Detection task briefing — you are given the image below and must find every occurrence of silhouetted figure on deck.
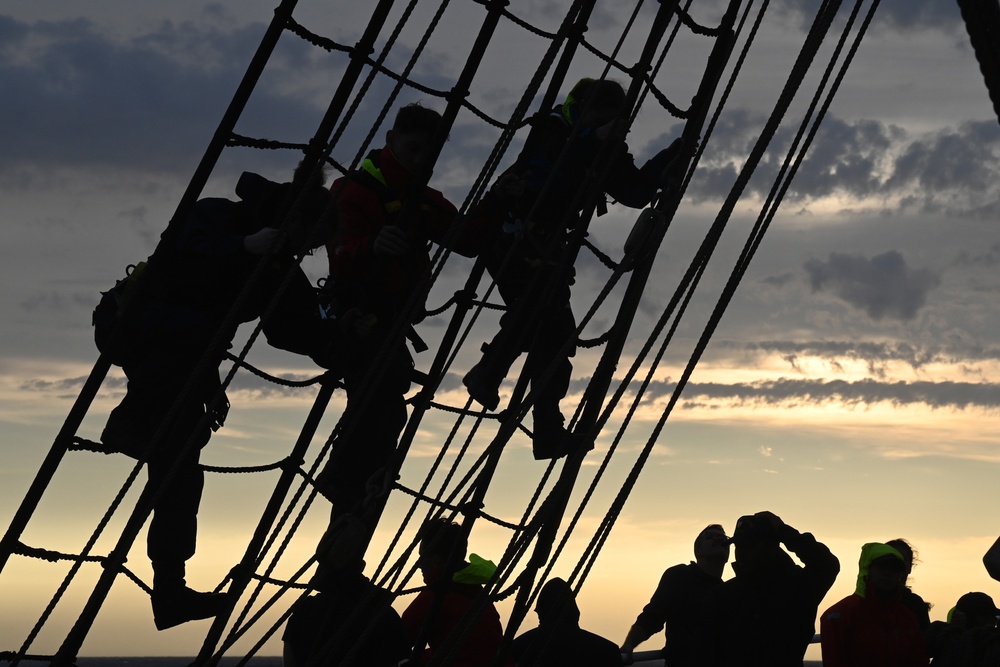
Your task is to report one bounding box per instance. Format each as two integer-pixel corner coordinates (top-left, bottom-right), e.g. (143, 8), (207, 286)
(511, 577), (622, 667)
(401, 518), (514, 667)
(926, 591), (1000, 666)
(282, 558), (409, 667)
(820, 542), (927, 667)
(621, 524), (729, 666)
(697, 511), (839, 667)
(95, 167), (334, 630)
(463, 76), (684, 460)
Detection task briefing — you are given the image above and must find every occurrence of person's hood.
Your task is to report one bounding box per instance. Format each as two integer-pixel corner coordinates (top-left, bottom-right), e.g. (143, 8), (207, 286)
(451, 553), (497, 585)
(855, 542), (904, 597)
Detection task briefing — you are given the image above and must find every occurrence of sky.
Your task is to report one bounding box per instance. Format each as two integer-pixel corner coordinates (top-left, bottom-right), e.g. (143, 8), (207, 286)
(2, 0), (1000, 660)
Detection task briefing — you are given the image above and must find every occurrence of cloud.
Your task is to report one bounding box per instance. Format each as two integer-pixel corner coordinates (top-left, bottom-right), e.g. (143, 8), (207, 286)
(688, 112), (1000, 218)
(676, 378), (1000, 410)
(803, 251), (940, 321)
(0, 15), (329, 177)
(725, 340), (1000, 372)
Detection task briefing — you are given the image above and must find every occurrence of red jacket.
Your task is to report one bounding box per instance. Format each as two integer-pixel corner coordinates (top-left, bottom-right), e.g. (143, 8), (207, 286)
(821, 592), (927, 667)
(401, 557), (514, 667)
(326, 146), (488, 319)
(821, 543), (927, 667)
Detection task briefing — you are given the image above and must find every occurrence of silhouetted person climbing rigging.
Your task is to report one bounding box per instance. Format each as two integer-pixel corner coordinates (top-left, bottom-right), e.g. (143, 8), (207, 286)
(315, 103), (502, 519)
(463, 77), (684, 460)
(95, 165), (334, 630)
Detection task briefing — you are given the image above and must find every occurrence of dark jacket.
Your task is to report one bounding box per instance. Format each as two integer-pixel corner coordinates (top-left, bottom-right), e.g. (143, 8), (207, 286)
(115, 193), (331, 368)
(820, 543), (927, 667)
(282, 573), (409, 667)
(630, 562), (722, 666)
(495, 100), (679, 266)
(512, 578), (621, 667)
(698, 526), (840, 667)
(512, 621), (621, 667)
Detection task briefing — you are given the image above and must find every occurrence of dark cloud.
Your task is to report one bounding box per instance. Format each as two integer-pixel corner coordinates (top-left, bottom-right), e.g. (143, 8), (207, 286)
(0, 15), (329, 175)
(804, 250), (940, 321)
(685, 378), (1000, 410)
(687, 111), (1000, 218)
(721, 339), (1000, 375)
(636, 377), (1000, 410)
(952, 243), (1000, 268)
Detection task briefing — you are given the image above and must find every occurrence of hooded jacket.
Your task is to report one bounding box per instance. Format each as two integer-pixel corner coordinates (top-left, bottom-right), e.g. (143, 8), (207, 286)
(401, 554), (514, 667)
(820, 543), (928, 667)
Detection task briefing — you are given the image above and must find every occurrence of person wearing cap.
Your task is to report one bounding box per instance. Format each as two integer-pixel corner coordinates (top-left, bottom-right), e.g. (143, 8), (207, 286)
(820, 542), (928, 667)
(697, 511), (839, 667)
(95, 162), (337, 630)
(926, 591), (1000, 666)
(511, 577), (621, 667)
(620, 524), (730, 666)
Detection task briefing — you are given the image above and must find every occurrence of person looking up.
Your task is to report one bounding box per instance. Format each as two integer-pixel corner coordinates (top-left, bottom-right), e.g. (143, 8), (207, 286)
(621, 524), (730, 666)
(698, 511), (839, 667)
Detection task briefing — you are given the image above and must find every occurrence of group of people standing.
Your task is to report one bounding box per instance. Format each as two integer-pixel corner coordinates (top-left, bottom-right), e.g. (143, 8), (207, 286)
(623, 515), (1000, 667)
(95, 78), (682, 630)
(284, 512), (1000, 666)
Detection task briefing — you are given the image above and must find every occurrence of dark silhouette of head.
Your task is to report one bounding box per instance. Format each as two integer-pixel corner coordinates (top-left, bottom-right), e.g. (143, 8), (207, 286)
(534, 578), (581, 626)
(416, 518), (467, 584)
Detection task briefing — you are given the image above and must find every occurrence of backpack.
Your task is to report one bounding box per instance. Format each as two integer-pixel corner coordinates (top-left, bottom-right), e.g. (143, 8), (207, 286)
(92, 261), (146, 366)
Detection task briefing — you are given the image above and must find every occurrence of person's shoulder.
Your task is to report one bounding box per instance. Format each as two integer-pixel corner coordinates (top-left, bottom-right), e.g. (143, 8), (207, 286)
(577, 628), (624, 664)
(336, 174), (379, 201)
(823, 593), (861, 618)
(421, 184), (457, 209)
(663, 561), (697, 576)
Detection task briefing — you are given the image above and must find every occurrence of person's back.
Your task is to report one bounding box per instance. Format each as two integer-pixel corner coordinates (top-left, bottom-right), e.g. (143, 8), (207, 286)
(283, 568), (409, 667)
(512, 578), (621, 667)
(95, 168), (333, 630)
(885, 538), (932, 631)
